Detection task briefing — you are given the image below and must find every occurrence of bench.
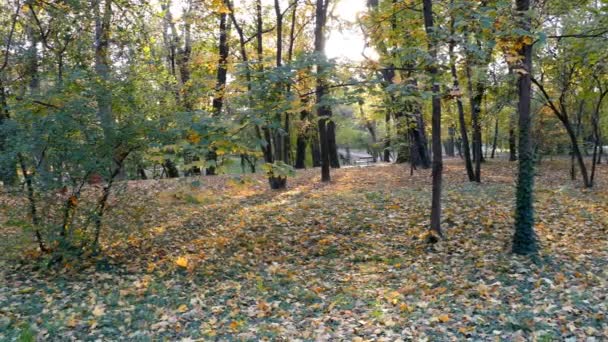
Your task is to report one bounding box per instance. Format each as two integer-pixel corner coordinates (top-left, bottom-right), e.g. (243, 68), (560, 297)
(355, 156), (376, 166)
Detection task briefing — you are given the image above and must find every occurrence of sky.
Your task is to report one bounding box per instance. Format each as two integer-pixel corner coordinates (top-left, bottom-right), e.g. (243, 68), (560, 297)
(325, 0), (375, 62)
(168, 0), (374, 62)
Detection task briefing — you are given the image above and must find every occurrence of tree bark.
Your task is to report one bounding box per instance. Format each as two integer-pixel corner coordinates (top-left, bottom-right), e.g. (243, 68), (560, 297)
(465, 60), (483, 182)
(590, 79), (608, 186)
(314, 0), (332, 181)
(207, 4), (230, 176)
(93, 0), (113, 137)
(512, 0), (537, 255)
(383, 112), (391, 162)
(422, 0), (443, 239)
(509, 113), (518, 161)
(448, 15), (475, 181)
(531, 79), (592, 188)
(491, 117), (499, 158)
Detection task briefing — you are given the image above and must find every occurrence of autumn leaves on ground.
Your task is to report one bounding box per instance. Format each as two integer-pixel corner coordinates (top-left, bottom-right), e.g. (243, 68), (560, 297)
(1, 160), (607, 340)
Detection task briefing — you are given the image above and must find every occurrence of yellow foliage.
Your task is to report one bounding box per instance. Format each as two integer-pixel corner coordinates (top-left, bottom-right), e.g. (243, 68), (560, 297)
(175, 256), (189, 268)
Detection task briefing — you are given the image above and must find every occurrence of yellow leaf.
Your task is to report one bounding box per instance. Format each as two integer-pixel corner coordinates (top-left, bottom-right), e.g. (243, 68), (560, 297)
(175, 256), (189, 268)
(177, 304), (188, 313)
(522, 35), (533, 45)
(66, 315), (78, 328)
(229, 320), (240, 331)
(458, 326), (473, 334)
(187, 130), (201, 144)
(399, 303), (413, 313)
(436, 314), (450, 323)
(92, 305), (105, 317)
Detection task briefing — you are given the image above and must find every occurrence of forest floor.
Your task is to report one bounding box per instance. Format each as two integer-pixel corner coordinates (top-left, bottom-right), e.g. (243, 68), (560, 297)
(1, 159), (607, 341)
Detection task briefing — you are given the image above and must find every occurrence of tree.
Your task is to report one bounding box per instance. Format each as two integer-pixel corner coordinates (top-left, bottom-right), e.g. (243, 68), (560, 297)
(512, 0), (537, 255)
(207, 1), (230, 176)
(422, 0), (443, 240)
(315, 0), (333, 182)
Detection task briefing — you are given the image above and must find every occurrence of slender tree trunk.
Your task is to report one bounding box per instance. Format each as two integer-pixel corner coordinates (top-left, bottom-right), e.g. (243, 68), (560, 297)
(273, 0), (285, 163)
(411, 92), (431, 168)
(466, 61), (483, 182)
(283, 0), (298, 164)
(384, 112), (391, 162)
(590, 86), (608, 185)
(360, 101), (378, 161)
(0, 3), (18, 185)
(509, 113), (518, 161)
(314, 0), (333, 181)
(207, 5), (230, 176)
(512, 0), (537, 255)
(295, 96), (310, 169)
(0, 80), (17, 185)
(94, 0), (113, 138)
(295, 110), (309, 169)
(448, 17), (475, 180)
(445, 126), (456, 157)
(422, 0), (443, 239)
(19, 156), (47, 252)
(254, 0), (275, 166)
(564, 121), (591, 187)
(227, 0), (272, 167)
(491, 117), (499, 158)
(311, 128), (322, 167)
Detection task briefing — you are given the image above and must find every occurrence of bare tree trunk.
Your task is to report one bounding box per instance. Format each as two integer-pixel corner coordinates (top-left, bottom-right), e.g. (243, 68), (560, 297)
(207, 3), (230, 176)
(422, 0), (443, 240)
(383, 112), (391, 162)
(509, 113), (518, 161)
(283, 0), (298, 164)
(532, 79), (592, 188)
(491, 117), (499, 158)
(589, 84), (607, 186)
(93, 0), (113, 138)
(295, 94), (310, 169)
(315, 0), (332, 181)
(18, 155), (47, 252)
(465, 61), (483, 182)
(448, 13), (475, 180)
(0, 80), (17, 185)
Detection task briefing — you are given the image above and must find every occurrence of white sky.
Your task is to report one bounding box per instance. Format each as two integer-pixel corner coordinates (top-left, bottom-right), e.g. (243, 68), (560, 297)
(326, 0), (375, 62)
(168, 0), (374, 62)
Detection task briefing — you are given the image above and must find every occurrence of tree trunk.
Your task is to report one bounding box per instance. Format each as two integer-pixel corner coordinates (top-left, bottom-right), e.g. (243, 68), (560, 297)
(448, 17), (475, 181)
(590, 85), (608, 185)
(314, 0), (332, 181)
(311, 126), (322, 167)
(295, 104), (310, 169)
(422, 0), (443, 240)
(384, 112), (391, 162)
(0, 80), (17, 185)
(283, 0), (298, 164)
(0, 2), (22, 185)
(509, 113), (517, 161)
(466, 61), (483, 182)
(491, 117), (499, 158)
(564, 121), (591, 187)
(512, 0), (537, 255)
(446, 126), (456, 157)
(412, 100), (431, 168)
(94, 0), (113, 138)
(207, 4), (230, 176)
